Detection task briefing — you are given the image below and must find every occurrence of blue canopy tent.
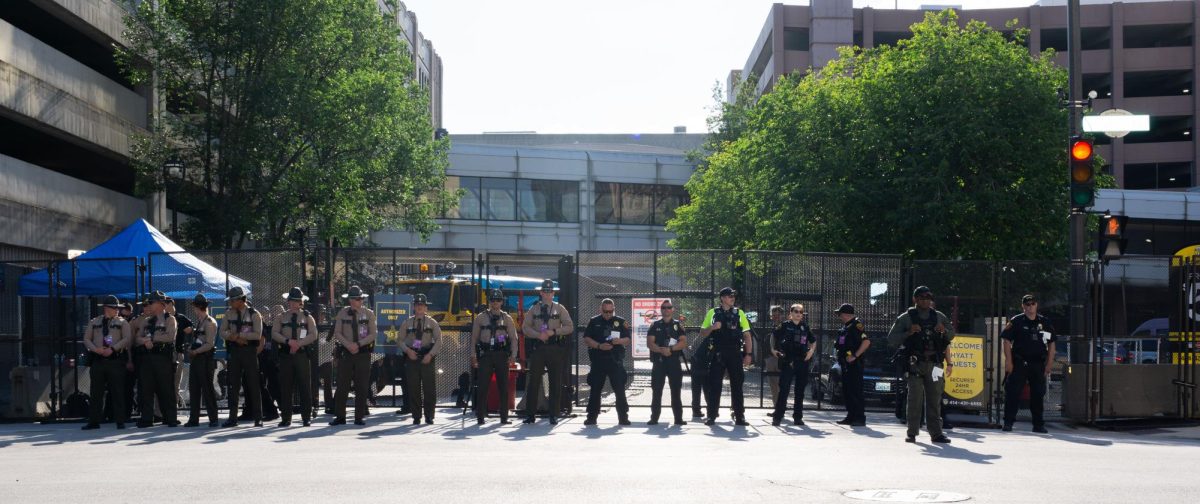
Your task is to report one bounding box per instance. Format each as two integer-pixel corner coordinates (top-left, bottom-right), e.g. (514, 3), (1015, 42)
(19, 219), (250, 300)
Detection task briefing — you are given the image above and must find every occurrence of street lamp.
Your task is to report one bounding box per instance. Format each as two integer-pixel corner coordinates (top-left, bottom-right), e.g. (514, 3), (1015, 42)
(163, 159), (184, 239)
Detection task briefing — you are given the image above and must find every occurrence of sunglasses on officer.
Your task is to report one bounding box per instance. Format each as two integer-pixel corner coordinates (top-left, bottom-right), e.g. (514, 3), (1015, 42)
(660, 305), (673, 311)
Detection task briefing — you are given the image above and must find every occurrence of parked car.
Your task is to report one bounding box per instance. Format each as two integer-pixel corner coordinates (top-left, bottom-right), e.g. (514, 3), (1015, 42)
(814, 336), (903, 407)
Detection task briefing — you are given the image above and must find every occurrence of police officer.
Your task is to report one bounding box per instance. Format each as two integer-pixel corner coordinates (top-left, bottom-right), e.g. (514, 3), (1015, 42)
(471, 289), (517, 425)
(887, 286), (953, 443)
(118, 301), (137, 422)
(399, 293), (442, 425)
(764, 305), (785, 407)
(251, 305), (282, 422)
(690, 329), (712, 419)
(521, 279), (574, 424)
(582, 298), (632, 426)
(835, 303), (869, 428)
(771, 303), (815, 426)
(221, 286), (264, 427)
(331, 285), (376, 426)
(166, 297), (191, 410)
(646, 299), (687, 426)
(184, 294), (219, 427)
(135, 291), (179, 427)
(82, 295), (130, 430)
(701, 287), (753, 426)
(1001, 294), (1055, 433)
(273, 288), (318, 427)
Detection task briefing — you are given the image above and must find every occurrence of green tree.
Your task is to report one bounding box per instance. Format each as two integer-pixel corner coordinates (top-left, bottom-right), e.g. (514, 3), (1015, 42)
(671, 11), (1106, 260)
(118, 0), (449, 248)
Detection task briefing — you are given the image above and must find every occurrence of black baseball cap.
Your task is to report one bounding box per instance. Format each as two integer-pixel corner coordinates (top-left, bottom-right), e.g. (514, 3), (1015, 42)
(1021, 294), (1037, 304)
(913, 286), (933, 298)
(718, 287), (736, 297)
(835, 303), (855, 315)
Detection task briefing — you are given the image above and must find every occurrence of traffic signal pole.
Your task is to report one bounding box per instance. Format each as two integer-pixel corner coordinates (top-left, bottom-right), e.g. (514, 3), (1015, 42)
(1068, 0), (1088, 365)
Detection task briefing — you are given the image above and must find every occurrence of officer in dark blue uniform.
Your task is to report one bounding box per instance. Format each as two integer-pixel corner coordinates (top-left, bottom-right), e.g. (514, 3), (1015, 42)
(1001, 294), (1055, 433)
(646, 299), (687, 425)
(834, 303), (869, 427)
(583, 298), (632, 426)
(770, 303), (815, 426)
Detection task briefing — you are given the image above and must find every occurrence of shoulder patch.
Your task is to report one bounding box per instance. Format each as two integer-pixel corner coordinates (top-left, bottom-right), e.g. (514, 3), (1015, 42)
(1004, 322), (1013, 331)
(856, 323), (864, 331)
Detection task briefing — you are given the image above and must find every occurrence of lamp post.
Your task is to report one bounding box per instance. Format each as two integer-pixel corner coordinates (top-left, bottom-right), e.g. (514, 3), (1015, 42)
(163, 159), (183, 239)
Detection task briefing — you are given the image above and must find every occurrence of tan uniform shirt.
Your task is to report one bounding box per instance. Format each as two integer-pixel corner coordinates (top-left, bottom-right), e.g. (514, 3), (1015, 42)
(398, 314), (442, 357)
(272, 309), (319, 349)
(221, 306), (264, 345)
(83, 315), (131, 353)
(333, 306), (377, 348)
(136, 312), (178, 346)
(521, 300), (574, 341)
(191, 315), (218, 354)
(471, 310), (517, 359)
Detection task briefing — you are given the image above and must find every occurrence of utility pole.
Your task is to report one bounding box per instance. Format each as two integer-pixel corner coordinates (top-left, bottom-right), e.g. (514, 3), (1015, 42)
(1067, 0), (1088, 365)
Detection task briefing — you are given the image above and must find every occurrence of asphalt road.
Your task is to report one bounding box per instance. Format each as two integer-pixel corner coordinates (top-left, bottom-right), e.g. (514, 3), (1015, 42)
(1, 408), (1195, 503)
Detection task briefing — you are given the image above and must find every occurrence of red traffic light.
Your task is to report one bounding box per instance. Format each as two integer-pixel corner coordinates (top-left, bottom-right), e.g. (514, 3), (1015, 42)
(1071, 140), (1093, 161)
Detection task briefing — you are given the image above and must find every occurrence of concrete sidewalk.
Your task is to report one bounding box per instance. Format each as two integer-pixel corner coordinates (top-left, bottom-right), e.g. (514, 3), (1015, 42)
(0, 408), (1195, 503)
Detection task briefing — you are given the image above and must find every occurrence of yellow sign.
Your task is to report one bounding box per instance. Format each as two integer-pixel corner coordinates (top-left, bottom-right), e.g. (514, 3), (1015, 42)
(1168, 331), (1199, 364)
(1175, 245), (1200, 258)
(944, 334), (985, 409)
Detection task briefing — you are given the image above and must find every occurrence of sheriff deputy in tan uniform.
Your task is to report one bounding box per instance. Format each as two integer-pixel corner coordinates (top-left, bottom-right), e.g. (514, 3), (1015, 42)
(521, 279), (574, 425)
(82, 295), (131, 430)
(470, 289), (517, 425)
(331, 285), (376, 426)
(185, 293), (219, 427)
(135, 291), (179, 428)
(272, 287), (318, 427)
(398, 293), (442, 425)
(221, 286), (264, 427)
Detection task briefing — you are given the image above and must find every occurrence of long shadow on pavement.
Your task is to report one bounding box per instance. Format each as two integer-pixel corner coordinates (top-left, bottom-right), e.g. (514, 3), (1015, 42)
(918, 442), (1002, 464)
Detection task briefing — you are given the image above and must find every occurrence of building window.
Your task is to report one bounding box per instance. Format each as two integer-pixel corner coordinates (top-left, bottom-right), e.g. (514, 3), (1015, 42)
(517, 179), (580, 223)
(1124, 70), (1193, 98)
(447, 177), (580, 222)
(874, 31), (910, 47)
(445, 176), (481, 219)
(654, 185), (688, 225)
(595, 182), (689, 225)
(1124, 24), (1192, 49)
(1040, 27), (1111, 52)
(1123, 115), (1192, 144)
(620, 184), (655, 225)
(1124, 162), (1193, 190)
(783, 28), (809, 51)
(481, 178), (517, 220)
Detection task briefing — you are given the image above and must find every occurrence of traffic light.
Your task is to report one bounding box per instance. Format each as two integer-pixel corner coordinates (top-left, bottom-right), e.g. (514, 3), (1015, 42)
(1100, 214), (1128, 260)
(1069, 136), (1095, 211)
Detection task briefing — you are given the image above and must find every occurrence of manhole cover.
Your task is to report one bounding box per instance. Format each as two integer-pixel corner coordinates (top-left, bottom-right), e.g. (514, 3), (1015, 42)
(843, 489), (970, 502)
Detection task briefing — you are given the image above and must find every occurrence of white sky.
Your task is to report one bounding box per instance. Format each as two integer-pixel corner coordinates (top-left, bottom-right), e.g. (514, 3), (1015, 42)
(402, 0), (1040, 134)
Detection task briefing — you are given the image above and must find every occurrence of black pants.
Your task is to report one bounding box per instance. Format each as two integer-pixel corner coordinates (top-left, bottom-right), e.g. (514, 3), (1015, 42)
(773, 359), (810, 420)
(227, 345), (262, 422)
(476, 350), (510, 421)
(89, 356), (126, 425)
(1004, 357), (1047, 428)
(841, 360), (865, 423)
(308, 350), (321, 414)
(278, 351), (312, 423)
(525, 344), (566, 418)
(650, 357), (683, 422)
(122, 361), (137, 420)
(690, 361), (707, 415)
(258, 350), (280, 418)
(188, 352), (218, 423)
(705, 349), (745, 419)
(405, 356), (436, 421)
(334, 350), (371, 421)
(137, 351), (176, 424)
(318, 362), (334, 411)
(586, 358), (628, 418)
